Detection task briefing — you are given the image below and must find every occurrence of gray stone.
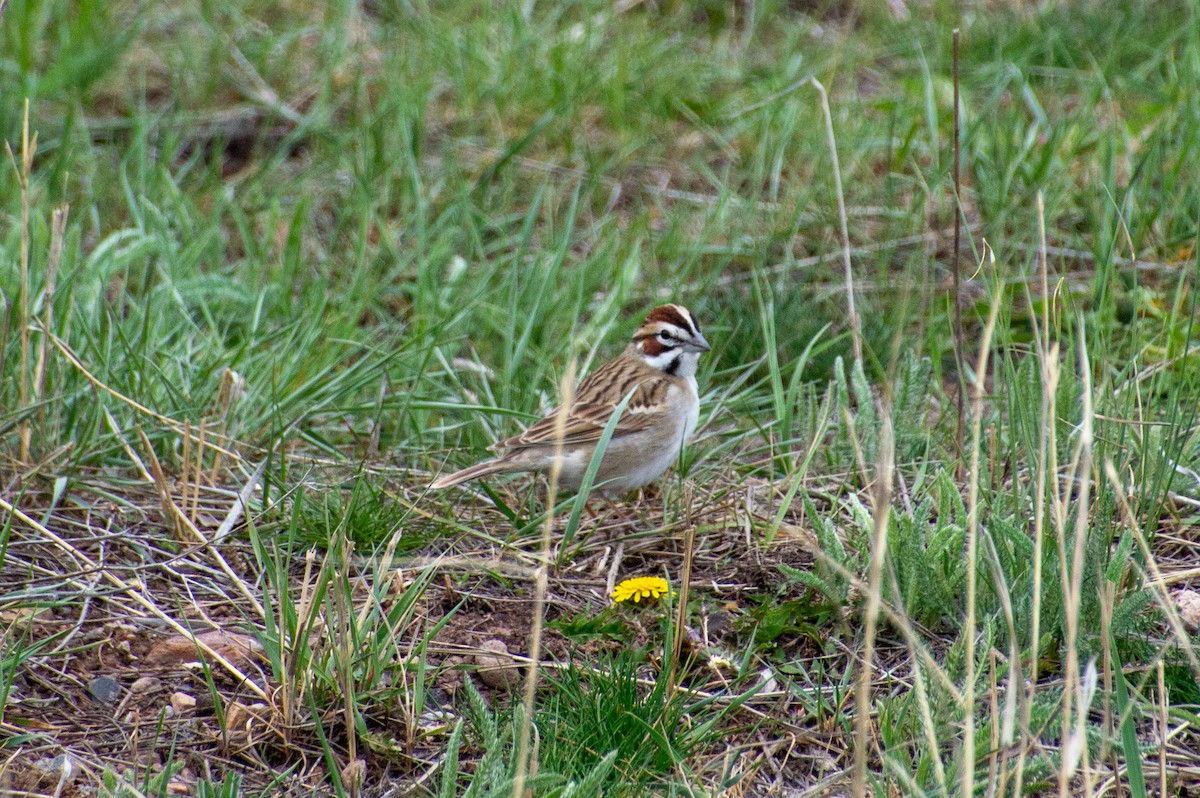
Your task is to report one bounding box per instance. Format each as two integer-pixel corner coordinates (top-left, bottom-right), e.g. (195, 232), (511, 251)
(88, 675), (122, 704)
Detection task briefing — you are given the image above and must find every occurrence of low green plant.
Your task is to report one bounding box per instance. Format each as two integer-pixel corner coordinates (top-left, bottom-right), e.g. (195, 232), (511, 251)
(537, 645), (758, 795)
(196, 772), (242, 798)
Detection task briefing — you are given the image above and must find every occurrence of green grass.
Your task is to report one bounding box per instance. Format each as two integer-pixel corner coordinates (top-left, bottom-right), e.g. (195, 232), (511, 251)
(3, 0), (1200, 794)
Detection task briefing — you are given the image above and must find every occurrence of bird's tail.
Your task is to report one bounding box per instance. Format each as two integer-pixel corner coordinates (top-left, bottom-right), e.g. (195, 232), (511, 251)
(429, 459), (516, 490)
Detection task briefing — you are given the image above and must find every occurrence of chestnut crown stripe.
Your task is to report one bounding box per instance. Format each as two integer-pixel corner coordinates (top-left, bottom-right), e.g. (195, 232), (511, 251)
(640, 304), (699, 337)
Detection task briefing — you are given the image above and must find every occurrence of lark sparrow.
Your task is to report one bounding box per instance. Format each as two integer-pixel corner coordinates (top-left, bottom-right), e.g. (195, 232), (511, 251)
(431, 304), (710, 496)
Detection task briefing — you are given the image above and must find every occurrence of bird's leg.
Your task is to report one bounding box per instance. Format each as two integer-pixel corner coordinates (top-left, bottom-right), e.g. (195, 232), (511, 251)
(604, 540), (626, 597)
(628, 485), (663, 528)
(605, 495), (623, 520)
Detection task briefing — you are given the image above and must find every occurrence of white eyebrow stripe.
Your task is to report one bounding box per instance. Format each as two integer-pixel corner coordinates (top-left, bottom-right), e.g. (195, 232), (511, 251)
(674, 305), (700, 338)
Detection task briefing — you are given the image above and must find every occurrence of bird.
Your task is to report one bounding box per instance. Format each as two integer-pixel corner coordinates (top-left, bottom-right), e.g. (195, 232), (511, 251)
(430, 304), (710, 496)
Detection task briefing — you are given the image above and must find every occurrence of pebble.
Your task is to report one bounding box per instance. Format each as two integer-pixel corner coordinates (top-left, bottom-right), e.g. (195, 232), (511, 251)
(32, 754), (78, 780)
(474, 640), (521, 689)
(170, 692), (197, 713)
(88, 675), (122, 704)
(130, 676), (161, 694)
(1174, 589), (1200, 629)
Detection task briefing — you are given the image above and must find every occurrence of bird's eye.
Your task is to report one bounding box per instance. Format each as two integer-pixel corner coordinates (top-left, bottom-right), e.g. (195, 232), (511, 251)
(657, 331), (673, 344)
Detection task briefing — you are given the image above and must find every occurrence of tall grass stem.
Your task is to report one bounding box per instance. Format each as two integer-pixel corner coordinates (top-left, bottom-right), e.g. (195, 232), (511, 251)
(513, 360), (576, 798)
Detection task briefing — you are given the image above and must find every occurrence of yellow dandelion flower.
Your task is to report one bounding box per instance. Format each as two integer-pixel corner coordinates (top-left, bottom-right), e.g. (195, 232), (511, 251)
(612, 576), (670, 604)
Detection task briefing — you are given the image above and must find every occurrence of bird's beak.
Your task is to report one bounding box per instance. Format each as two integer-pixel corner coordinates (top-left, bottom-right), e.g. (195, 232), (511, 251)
(686, 333), (711, 353)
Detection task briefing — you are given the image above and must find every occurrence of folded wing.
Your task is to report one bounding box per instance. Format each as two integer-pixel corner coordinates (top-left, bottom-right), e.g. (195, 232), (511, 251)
(494, 357), (669, 451)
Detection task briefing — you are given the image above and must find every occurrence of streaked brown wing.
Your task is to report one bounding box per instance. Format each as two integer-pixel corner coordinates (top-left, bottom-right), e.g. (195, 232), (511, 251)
(494, 356), (668, 451)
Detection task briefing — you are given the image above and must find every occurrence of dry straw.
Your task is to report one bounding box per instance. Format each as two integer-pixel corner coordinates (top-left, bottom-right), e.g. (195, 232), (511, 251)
(512, 359), (576, 798)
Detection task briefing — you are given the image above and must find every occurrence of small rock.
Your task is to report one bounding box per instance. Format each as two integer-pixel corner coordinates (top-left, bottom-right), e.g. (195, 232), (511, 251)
(418, 707), (457, 731)
(341, 759), (366, 795)
(88, 675), (122, 704)
(437, 664), (464, 691)
(170, 768), (197, 793)
(144, 629), (264, 669)
(474, 640), (521, 690)
(32, 754), (78, 781)
(170, 692), (197, 713)
(419, 687), (457, 730)
(1174, 589), (1200, 629)
(130, 676), (161, 694)
(225, 701), (271, 742)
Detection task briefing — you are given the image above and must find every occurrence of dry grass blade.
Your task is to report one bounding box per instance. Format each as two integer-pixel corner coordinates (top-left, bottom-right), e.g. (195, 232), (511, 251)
(669, 482), (707, 697)
(1158, 661), (1168, 795)
(32, 204), (67, 426)
(214, 457), (267, 542)
(513, 359), (576, 798)
(1014, 191), (1057, 797)
(1058, 328), (1095, 796)
(952, 29), (966, 473)
(964, 241), (1001, 798)
(852, 413), (893, 798)
(12, 100), (35, 463)
(804, 77), (861, 364)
